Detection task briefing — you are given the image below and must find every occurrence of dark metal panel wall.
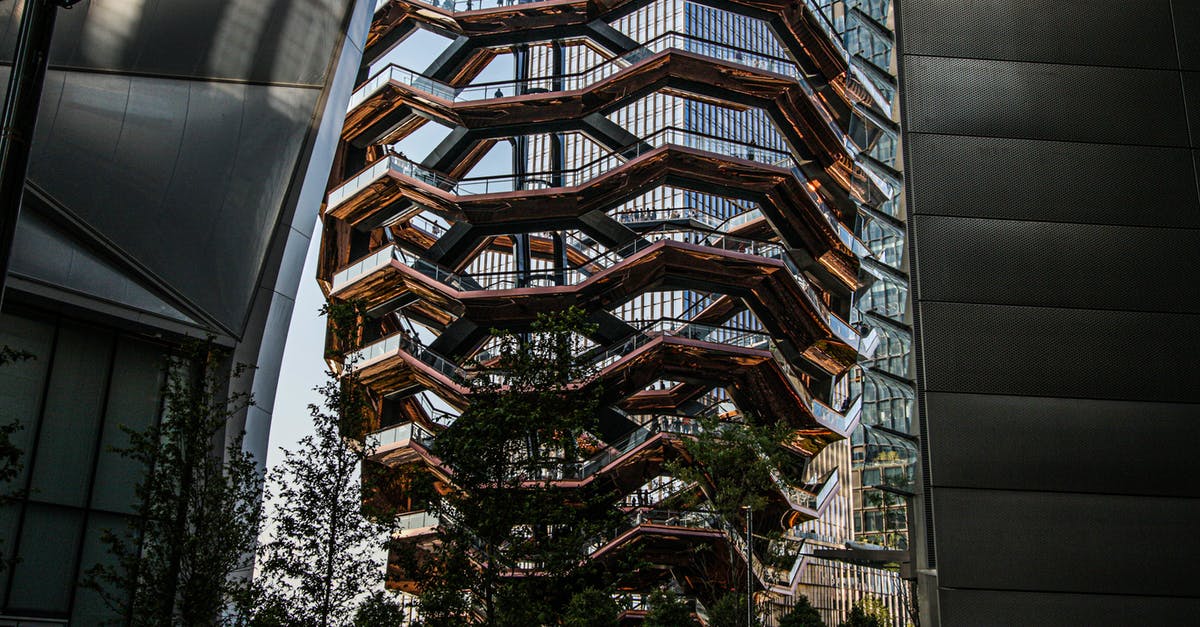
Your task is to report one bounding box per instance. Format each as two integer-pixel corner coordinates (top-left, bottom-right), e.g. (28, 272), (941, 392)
(897, 1), (1200, 623)
(0, 0), (356, 334)
(3, 0), (348, 86)
(25, 73), (319, 331)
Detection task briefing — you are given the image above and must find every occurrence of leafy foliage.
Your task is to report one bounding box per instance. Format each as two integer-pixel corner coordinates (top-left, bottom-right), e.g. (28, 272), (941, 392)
(353, 591), (409, 626)
(707, 592), (762, 626)
(643, 590), (700, 627)
(83, 339), (262, 625)
(665, 411), (797, 600)
(667, 412), (795, 521)
(0, 345), (32, 574)
(562, 588), (620, 627)
(408, 307), (624, 622)
(255, 302), (396, 626)
(778, 595), (826, 627)
(0, 346), (32, 487)
(0, 419), (21, 490)
(838, 597), (890, 627)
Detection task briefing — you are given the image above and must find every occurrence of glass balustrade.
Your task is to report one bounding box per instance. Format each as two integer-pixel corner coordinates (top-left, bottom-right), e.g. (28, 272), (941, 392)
(352, 29), (844, 124)
(367, 394), (829, 489)
(348, 332), (466, 383)
(802, 0), (850, 63)
(331, 227), (815, 307)
(335, 234), (866, 365)
(348, 26), (859, 151)
(412, 0), (559, 16)
(763, 534), (809, 586)
(327, 143), (870, 267)
(811, 395), (862, 435)
(330, 246), (396, 290)
(813, 467), (839, 510)
(396, 510), (440, 532)
(326, 126), (869, 263)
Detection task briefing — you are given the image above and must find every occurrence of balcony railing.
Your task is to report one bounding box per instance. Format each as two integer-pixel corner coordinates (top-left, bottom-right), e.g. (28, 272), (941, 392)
(615, 592), (708, 620)
(349, 28), (854, 152)
(351, 312), (862, 435)
(330, 227), (865, 351)
(349, 332), (465, 383)
(393, 510), (440, 536)
(366, 396), (839, 503)
(775, 467), (839, 513)
(368, 420), (437, 452)
(328, 134), (872, 260)
(411, 0), (550, 15)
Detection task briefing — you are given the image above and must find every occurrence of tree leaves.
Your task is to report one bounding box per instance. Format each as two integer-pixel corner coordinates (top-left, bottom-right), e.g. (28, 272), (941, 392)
(254, 301), (394, 627)
(83, 338), (262, 626)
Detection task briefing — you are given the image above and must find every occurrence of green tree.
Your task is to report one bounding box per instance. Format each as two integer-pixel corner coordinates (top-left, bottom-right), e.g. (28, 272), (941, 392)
(839, 597), (889, 627)
(778, 595), (826, 627)
(668, 412), (795, 521)
(256, 302), (395, 626)
(83, 339), (263, 625)
(643, 590), (700, 627)
(353, 591), (409, 626)
(0, 418), (20, 489)
(0, 346), (33, 489)
(666, 412), (796, 600)
(562, 588), (620, 627)
(707, 592), (762, 627)
(411, 307), (620, 622)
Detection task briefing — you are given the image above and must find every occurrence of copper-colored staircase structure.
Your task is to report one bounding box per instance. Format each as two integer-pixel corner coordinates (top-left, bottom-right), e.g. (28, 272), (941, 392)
(319, 0), (894, 614)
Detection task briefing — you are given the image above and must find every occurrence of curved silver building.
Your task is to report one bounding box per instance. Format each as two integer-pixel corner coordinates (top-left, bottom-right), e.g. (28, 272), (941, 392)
(0, 0), (372, 623)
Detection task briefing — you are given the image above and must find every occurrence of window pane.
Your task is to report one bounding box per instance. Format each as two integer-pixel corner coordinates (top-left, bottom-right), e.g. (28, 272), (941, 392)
(6, 504), (83, 613)
(0, 313), (56, 493)
(91, 338), (165, 513)
(29, 323), (114, 507)
(72, 512), (135, 625)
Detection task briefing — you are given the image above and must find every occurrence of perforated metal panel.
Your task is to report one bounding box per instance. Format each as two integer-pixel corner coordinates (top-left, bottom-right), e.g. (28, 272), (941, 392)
(898, 1), (1200, 618)
(903, 56), (1189, 146)
(932, 488), (1200, 596)
(1184, 71), (1200, 146)
(1175, 4), (1200, 70)
(923, 392), (1200, 497)
(904, 134), (1200, 228)
(910, 215), (1200, 312)
(918, 301), (1200, 402)
(939, 589), (1200, 626)
(901, 0), (1177, 69)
